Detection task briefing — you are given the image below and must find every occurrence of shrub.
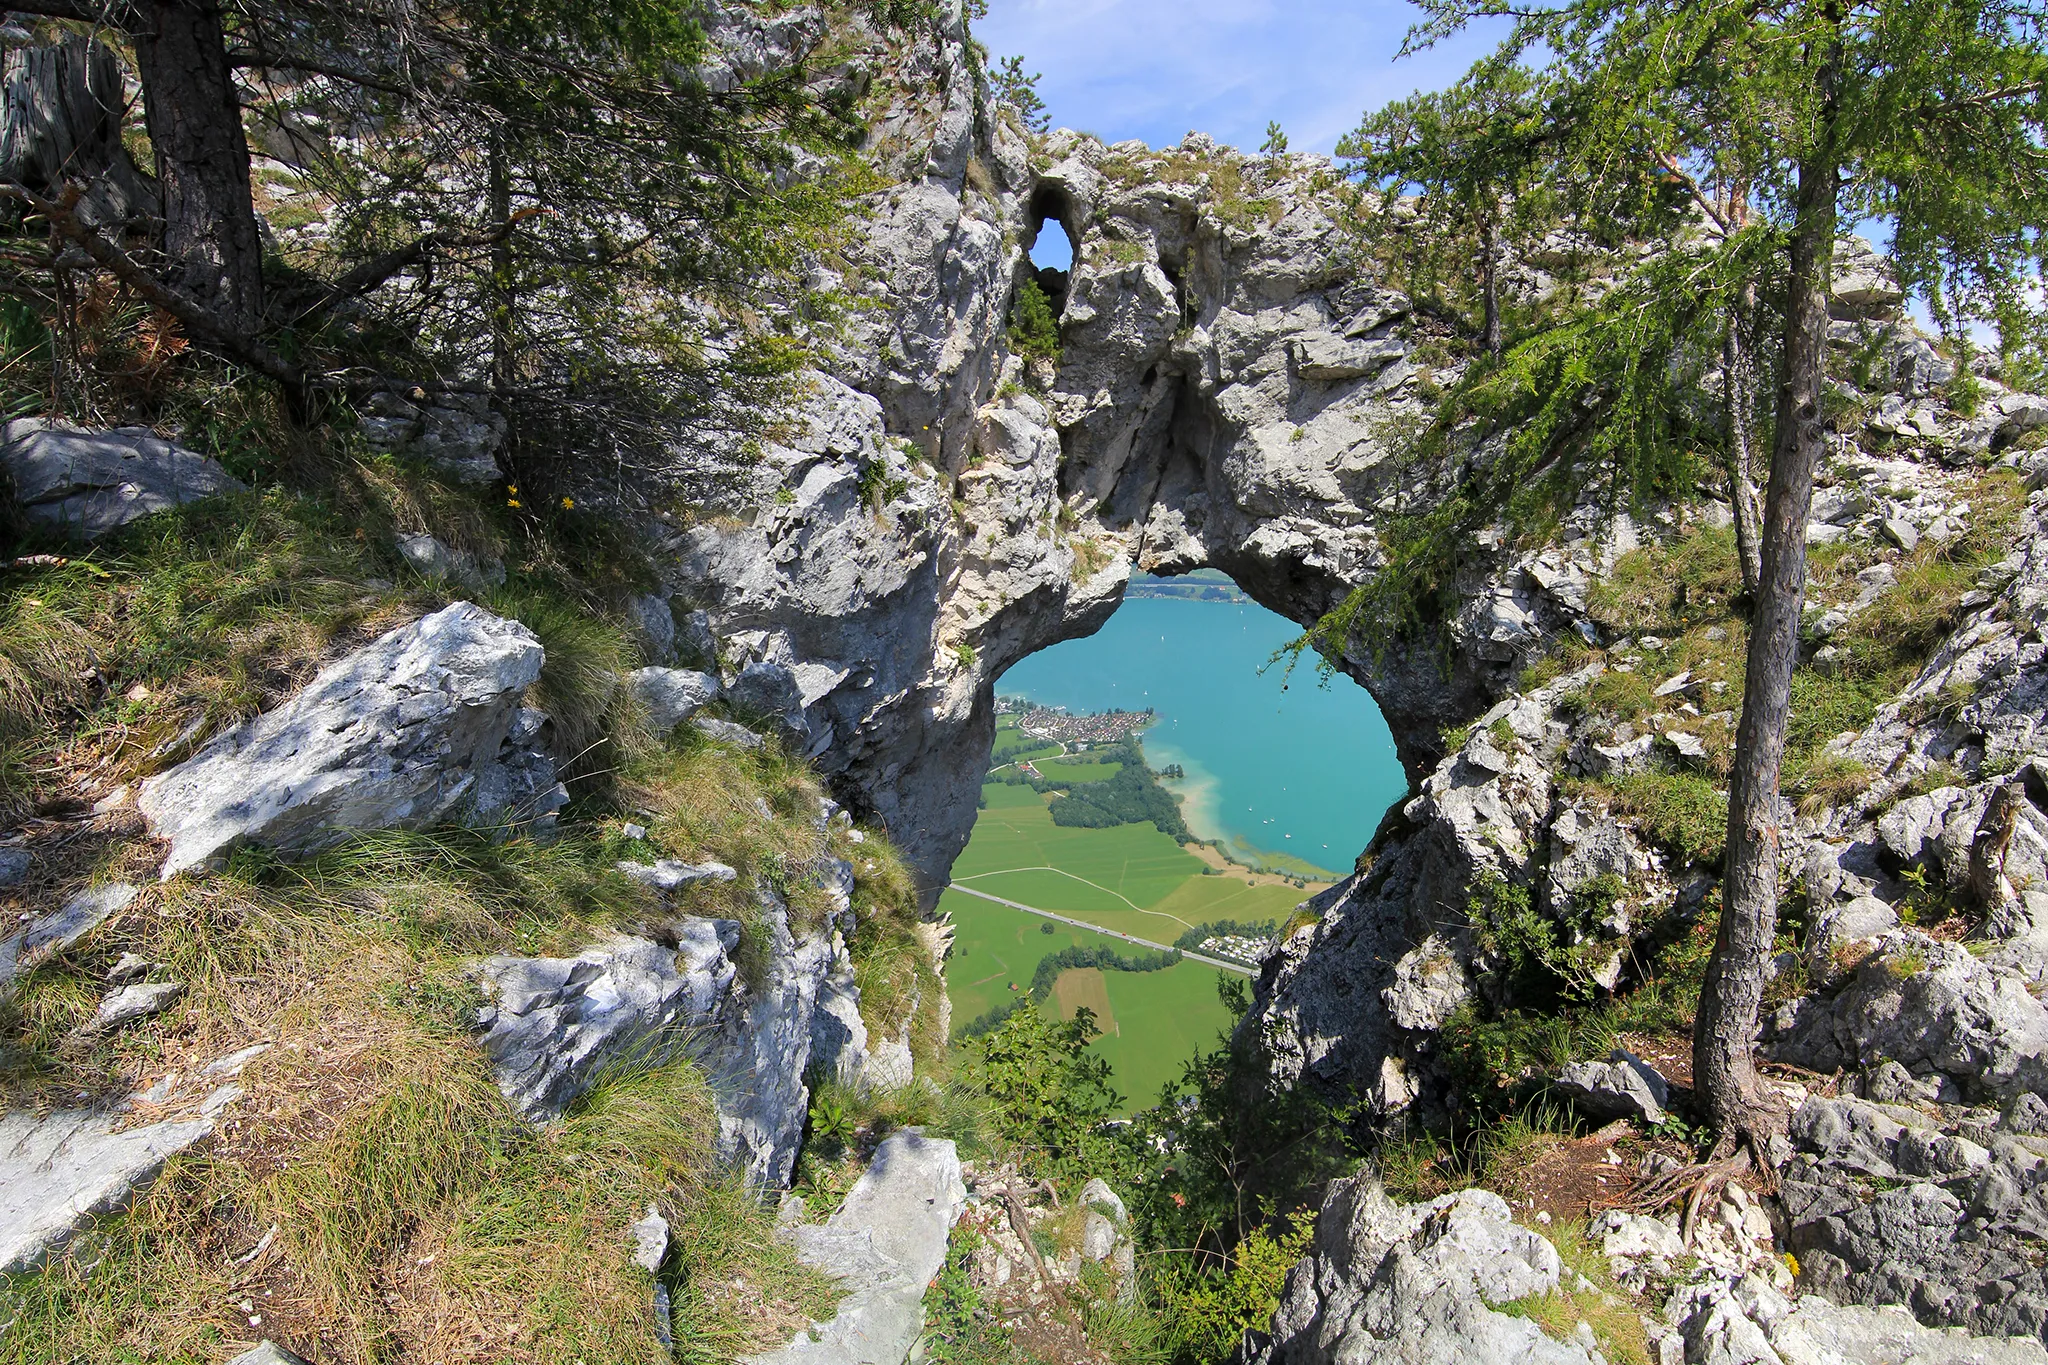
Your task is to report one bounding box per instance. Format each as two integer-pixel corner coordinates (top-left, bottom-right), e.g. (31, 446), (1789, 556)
(1009, 279), (1061, 361)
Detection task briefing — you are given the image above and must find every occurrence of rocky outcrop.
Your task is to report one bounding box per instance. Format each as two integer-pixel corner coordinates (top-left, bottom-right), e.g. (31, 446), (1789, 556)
(588, 3), (1617, 893)
(747, 1128), (966, 1365)
(475, 923), (741, 1120)
(474, 842), (887, 1185)
(138, 602), (567, 876)
(1251, 1173), (2048, 1365)
(1775, 1092), (2048, 1343)
(0, 1046), (262, 1274)
(1251, 1180), (1598, 1364)
(1663, 1270), (2048, 1365)
(3, 416), (243, 541)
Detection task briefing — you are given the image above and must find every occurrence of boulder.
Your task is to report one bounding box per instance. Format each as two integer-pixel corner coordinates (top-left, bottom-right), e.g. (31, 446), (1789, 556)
(0, 881), (136, 993)
(746, 1129), (966, 1365)
(1554, 1047), (1669, 1124)
(475, 924), (740, 1121)
(1, 417), (243, 541)
(138, 603), (556, 877)
(627, 667), (721, 733)
(91, 979), (182, 1030)
(1252, 1179), (1597, 1364)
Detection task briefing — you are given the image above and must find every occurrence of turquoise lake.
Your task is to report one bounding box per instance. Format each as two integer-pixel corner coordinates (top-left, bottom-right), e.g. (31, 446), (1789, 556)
(994, 594), (1408, 877)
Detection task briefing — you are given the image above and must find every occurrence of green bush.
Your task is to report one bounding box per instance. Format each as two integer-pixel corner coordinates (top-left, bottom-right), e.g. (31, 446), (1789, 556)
(1009, 279), (1062, 361)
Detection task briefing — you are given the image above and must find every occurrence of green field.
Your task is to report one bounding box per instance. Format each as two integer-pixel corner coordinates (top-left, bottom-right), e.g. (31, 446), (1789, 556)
(942, 887), (1237, 1110)
(1037, 756), (1122, 782)
(953, 783), (1309, 938)
(944, 779), (1316, 1109)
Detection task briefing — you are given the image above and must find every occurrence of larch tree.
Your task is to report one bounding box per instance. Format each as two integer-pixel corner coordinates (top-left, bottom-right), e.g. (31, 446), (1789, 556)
(1379, 0), (2048, 1153)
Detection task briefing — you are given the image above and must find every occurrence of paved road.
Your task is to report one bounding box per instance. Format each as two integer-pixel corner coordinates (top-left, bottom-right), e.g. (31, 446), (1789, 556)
(943, 882), (1257, 977)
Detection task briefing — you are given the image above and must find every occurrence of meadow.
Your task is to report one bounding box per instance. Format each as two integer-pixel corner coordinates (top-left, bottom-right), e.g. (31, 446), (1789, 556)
(943, 778), (1321, 1107)
(940, 886), (1239, 1110)
(954, 783), (1313, 938)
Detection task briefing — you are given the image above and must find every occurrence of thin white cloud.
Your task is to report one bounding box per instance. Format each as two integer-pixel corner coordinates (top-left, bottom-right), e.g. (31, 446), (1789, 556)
(974, 0), (1510, 156)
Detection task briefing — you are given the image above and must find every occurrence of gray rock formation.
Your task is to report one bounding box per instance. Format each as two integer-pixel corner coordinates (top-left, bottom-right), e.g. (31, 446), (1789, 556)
(358, 390), (505, 485)
(476, 855), (869, 1186)
(1775, 1093), (2048, 1343)
(138, 602), (564, 876)
(746, 1128), (966, 1365)
(2, 417), (243, 541)
(617, 858), (739, 891)
(1554, 1047), (1670, 1124)
(474, 924), (740, 1120)
(1251, 1179), (1596, 1364)
(0, 881), (136, 994)
(1663, 1269), (2048, 1365)
(0, 1080), (240, 1274)
(627, 666), (721, 733)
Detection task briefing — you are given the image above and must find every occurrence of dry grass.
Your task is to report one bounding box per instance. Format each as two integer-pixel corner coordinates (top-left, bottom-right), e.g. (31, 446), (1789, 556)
(0, 828), (834, 1365)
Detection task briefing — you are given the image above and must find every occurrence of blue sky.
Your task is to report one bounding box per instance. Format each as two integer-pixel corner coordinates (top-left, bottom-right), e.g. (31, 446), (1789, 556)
(973, 1), (1511, 156)
(979, 0), (1509, 267)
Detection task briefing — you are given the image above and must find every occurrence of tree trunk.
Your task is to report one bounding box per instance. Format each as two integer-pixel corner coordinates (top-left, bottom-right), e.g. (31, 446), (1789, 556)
(1725, 281), (1765, 597)
(1479, 216), (1502, 357)
(488, 131), (515, 393)
(131, 0), (263, 329)
(1693, 138), (1839, 1153)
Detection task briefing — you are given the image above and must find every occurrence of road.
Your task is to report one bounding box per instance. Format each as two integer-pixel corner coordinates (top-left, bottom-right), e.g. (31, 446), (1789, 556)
(943, 882), (1257, 977)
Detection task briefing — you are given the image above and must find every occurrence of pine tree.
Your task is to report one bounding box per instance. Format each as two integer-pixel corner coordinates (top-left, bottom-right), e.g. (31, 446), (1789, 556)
(1261, 120), (1290, 158)
(993, 55), (1051, 134)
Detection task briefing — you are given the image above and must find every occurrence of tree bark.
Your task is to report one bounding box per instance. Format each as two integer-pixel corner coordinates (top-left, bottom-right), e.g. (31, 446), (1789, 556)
(1725, 280), (1765, 597)
(1694, 81), (1840, 1152)
(130, 0), (263, 329)
(1479, 215), (1502, 357)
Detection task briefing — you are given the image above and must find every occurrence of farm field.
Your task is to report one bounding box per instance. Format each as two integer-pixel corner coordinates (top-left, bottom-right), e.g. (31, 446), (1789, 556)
(952, 782), (1313, 938)
(940, 885), (1237, 1110)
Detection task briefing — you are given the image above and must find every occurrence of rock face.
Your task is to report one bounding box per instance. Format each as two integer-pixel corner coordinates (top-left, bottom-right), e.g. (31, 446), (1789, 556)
(3, 417), (243, 540)
(138, 603), (565, 876)
(475, 851), (880, 1186)
(1251, 1173), (2048, 1365)
(1776, 1092), (2048, 1343)
(0, 1075), (244, 1274)
(1664, 1270), (2048, 1365)
(602, 4), (1613, 897)
(475, 924), (741, 1120)
(1251, 1179), (1596, 1365)
(747, 1129), (966, 1365)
